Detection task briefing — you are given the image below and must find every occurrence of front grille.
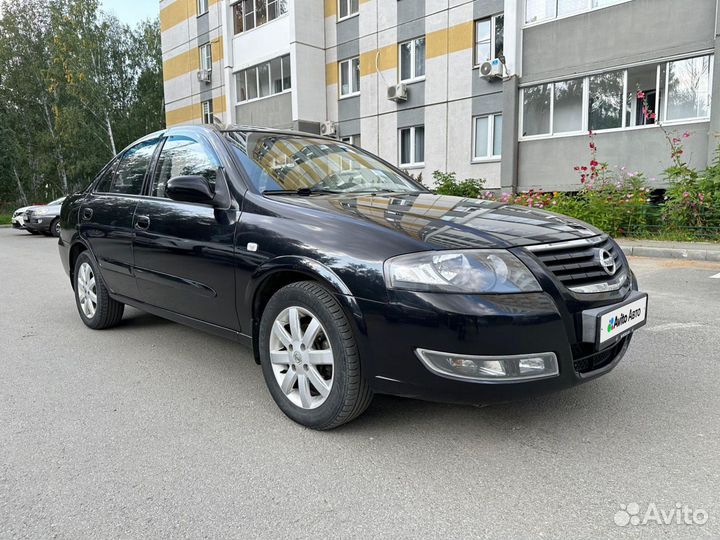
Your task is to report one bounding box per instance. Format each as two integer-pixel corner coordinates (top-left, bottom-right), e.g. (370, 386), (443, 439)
(572, 337), (628, 374)
(527, 235), (624, 292)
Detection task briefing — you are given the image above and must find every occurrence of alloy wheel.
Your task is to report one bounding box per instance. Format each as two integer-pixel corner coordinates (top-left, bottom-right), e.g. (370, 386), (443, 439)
(77, 262), (97, 319)
(269, 306), (334, 409)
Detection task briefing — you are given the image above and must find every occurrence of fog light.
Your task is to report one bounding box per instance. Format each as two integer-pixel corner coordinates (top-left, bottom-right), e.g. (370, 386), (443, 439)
(415, 349), (559, 382)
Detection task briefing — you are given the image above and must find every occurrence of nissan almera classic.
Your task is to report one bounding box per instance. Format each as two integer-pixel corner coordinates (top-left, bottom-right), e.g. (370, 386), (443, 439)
(58, 126), (648, 429)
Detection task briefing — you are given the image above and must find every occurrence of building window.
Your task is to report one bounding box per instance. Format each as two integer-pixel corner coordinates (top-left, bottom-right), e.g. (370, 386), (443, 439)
(233, 0), (288, 35)
(553, 78), (584, 133)
(338, 0), (359, 20)
(666, 56), (712, 122)
(525, 0), (627, 25)
(197, 0), (209, 15)
(202, 100), (213, 124)
(473, 114), (502, 159)
(588, 70), (624, 131)
(236, 54), (291, 103)
(399, 37), (426, 82)
(199, 43), (212, 72)
(399, 126), (424, 167)
(339, 57), (360, 97)
(520, 53), (714, 139)
(474, 15), (504, 65)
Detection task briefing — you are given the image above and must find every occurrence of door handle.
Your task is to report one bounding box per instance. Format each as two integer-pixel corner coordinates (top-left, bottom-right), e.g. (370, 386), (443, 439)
(82, 208), (93, 221)
(135, 215), (150, 230)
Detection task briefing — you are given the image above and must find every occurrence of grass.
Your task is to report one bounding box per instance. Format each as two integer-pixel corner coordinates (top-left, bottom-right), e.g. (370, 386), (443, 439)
(0, 214), (11, 226)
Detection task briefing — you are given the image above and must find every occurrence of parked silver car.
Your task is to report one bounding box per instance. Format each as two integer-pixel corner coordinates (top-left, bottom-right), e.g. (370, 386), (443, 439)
(15, 197), (66, 237)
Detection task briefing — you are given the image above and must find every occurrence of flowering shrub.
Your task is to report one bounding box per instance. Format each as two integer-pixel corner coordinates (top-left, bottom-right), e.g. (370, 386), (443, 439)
(429, 93), (720, 240)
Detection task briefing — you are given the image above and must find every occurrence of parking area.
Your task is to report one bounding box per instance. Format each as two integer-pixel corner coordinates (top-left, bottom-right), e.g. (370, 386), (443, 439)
(1, 226), (719, 538)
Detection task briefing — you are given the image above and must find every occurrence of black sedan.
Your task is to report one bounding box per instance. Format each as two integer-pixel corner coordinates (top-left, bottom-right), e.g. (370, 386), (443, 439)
(58, 126), (648, 429)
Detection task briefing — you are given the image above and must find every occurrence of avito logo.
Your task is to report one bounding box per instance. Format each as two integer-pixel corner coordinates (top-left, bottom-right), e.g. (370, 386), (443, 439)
(607, 307), (642, 333)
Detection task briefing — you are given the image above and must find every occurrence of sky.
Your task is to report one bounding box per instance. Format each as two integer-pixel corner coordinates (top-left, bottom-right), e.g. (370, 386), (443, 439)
(100, 0), (160, 26)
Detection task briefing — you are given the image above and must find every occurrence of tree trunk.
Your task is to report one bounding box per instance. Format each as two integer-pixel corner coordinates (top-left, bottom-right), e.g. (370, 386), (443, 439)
(12, 167), (29, 206)
(42, 101), (69, 193)
(105, 111), (117, 156)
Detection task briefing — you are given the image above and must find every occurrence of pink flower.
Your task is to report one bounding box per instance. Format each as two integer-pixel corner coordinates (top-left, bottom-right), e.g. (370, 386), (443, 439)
(683, 131), (690, 138)
(683, 192), (690, 198)
(637, 90), (646, 99)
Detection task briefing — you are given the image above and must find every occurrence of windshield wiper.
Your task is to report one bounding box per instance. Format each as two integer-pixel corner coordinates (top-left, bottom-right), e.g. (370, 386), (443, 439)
(263, 187), (342, 196)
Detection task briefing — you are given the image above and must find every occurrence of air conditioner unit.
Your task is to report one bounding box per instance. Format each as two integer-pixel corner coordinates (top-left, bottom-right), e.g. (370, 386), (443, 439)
(320, 121), (337, 137)
(197, 69), (212, 83)
(479, 59), (503, 80)
(387, 83), (408, 102)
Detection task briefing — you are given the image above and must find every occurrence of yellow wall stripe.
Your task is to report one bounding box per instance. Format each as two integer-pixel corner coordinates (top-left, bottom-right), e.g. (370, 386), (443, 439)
(163, 37), (224, 82)
(326, 63), (338, 86)
(166, 95), (227, 126)
(328, 21), (473, 85)
(324, 0), (336, 18)
(164, 49), (199, 81)
(161, 0), (220, 33)
(446, 21), (474, 55)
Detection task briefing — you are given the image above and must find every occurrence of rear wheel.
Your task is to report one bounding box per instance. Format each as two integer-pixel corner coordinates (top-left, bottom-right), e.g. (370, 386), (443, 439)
(259, 281), (373, 430)
(74, 252), (124, 329)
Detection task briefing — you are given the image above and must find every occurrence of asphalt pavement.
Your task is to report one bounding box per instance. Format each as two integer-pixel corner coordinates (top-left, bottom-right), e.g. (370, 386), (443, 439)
(1, 227), (719, 538)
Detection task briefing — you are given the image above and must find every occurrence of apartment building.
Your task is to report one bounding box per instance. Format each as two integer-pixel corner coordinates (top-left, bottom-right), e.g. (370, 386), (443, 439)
(160, 0), (720, 191)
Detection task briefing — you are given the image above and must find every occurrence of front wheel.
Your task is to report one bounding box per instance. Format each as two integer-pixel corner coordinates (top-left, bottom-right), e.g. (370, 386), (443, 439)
(74, 251), (124, 329)
(259, 281), (373, 430)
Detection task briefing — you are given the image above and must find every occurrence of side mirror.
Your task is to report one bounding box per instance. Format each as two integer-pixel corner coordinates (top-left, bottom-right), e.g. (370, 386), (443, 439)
(166, 175), (215, 205)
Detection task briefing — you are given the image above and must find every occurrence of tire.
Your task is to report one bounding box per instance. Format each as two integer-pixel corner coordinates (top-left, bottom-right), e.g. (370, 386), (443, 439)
(50, 218), (60, 238)
(259, 281), (373, 430)
(73, 251), (124, 330)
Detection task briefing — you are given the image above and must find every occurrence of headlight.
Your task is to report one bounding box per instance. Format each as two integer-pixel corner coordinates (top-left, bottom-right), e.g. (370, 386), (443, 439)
(35, 208), (48, 215)
(384, 250), (541, 293)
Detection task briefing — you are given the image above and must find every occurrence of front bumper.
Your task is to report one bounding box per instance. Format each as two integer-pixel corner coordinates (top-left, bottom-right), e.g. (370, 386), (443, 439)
(356, 288), (636, 405)
(24, 215), (53, 233)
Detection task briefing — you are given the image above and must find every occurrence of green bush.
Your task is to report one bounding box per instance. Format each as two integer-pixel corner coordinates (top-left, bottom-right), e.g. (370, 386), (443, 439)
(431, 171), (486, 198)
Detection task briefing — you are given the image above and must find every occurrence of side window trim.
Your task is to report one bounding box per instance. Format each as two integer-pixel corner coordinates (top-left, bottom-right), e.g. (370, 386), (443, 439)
(142, 137), (169, 197)
(92, 156), (121, 194)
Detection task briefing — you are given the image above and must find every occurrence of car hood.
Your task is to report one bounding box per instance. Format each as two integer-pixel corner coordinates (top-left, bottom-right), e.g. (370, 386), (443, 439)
(273, 192), (601, 249)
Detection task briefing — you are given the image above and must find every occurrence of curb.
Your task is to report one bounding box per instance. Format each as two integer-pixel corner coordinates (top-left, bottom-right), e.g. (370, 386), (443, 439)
(618, 244), (720, 262)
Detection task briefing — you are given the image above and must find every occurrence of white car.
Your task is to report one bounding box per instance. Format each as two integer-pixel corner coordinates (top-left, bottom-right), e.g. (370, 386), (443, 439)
(11, 206), (32, 230)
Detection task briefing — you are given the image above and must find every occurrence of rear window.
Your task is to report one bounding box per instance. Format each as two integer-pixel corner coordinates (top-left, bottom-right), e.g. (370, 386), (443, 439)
(96, 140), (159, 195)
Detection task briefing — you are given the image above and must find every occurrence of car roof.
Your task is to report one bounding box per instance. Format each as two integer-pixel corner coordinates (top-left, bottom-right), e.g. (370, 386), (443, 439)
(118, 124), (337, 156)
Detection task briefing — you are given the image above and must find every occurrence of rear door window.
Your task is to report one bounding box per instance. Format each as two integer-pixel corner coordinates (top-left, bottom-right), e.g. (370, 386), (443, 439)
(150, 136), (220, 198)
(104, 140), (160, 195)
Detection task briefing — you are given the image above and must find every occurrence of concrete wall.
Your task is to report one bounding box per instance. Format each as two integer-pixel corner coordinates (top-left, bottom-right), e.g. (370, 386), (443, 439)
(522, 0), (717, 83)
(518, 121), (711, 192)
(515, 0), (719, 190)
(235, 92), (294, 129)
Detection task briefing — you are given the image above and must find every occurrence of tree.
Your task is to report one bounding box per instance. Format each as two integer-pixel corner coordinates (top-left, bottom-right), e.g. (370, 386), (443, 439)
(0, 0), (165, 205)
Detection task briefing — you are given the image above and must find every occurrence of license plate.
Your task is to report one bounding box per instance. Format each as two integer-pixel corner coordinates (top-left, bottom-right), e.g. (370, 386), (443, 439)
(597, 294), (648, 348)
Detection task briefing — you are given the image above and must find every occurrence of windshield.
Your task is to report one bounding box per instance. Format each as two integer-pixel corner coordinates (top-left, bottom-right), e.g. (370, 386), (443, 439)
(224, 132), (426, 195)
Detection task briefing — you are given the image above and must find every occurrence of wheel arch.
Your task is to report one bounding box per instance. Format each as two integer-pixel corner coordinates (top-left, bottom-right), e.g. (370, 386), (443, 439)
(246, 257), (367, 365)
(68, 238), (94, 289)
